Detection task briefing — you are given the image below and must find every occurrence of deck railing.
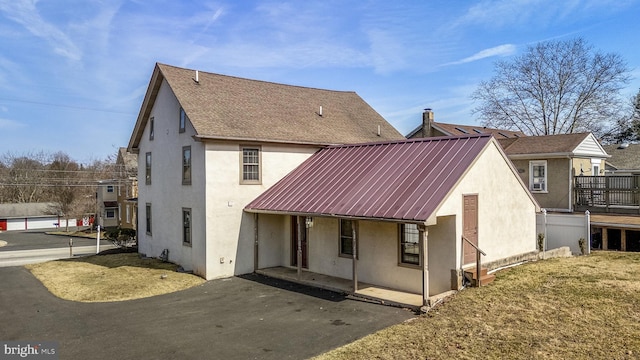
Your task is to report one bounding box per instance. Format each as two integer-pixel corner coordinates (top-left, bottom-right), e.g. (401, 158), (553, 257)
(574, 175), (640, 213)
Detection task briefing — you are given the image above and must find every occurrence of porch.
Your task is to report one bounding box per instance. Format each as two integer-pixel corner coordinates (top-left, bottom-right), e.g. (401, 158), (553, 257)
(256, 266), (455, 311)
(575, 175), (640, 214)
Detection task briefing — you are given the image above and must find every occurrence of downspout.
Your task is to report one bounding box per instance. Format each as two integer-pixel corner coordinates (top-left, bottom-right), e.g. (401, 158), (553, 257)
(352, 221), (358, 292)
(568, 157), (574, 212)
(419, 224), (429, 307)
(253, 213), (259, 272)
(297, 216), (303, 280)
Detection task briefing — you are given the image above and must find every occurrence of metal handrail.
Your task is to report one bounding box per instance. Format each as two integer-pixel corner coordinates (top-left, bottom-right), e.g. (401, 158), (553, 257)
(462, 235), (486, 287)
(462, 235), (486, 255)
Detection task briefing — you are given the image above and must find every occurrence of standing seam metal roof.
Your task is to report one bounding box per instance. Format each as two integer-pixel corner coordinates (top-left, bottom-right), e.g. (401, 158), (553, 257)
(245, 134), (493, 222)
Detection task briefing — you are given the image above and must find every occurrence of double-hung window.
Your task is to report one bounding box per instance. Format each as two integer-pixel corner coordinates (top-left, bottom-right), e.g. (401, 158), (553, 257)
(182, 146), (191, 185)
(107, 185), (114, 193)
(339, 219), (357, 257)
(399, 224), (420, 266)
(145, 152), (152, 185)
(182, 208), (192, 246)
(529, 160), (547, 192)
(241, 147), (261, 184)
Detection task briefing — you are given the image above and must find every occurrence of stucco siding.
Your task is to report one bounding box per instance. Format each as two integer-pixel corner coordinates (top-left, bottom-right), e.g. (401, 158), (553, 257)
(204, 142), (318, 280)
(510, 157), (571, 211)
(436, 142), (537, 267)
(136, 79), (207, 277)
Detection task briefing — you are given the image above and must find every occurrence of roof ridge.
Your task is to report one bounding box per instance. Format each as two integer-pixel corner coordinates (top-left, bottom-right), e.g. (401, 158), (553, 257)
(156, 62), (357, 95)
(325, 134), (492, 149)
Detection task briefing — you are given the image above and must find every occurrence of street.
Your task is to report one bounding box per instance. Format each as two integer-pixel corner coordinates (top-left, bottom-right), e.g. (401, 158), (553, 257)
(0, 229), (114, 266)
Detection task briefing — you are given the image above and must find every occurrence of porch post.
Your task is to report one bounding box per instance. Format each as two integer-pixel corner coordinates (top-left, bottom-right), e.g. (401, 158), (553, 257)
(253, 213), (259, 272)
(352, 221), (358, 292)
(297, 216), (303, 280)
(419, 224), (429, 307)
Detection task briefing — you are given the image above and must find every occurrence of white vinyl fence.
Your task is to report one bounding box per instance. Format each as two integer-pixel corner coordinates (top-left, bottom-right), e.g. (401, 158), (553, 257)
(536, 210), (590, 255)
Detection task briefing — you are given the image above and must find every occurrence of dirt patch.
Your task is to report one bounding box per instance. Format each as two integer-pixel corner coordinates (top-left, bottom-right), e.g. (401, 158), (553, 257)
(26, 253), (205, 302)
(314, 251), (640, 360)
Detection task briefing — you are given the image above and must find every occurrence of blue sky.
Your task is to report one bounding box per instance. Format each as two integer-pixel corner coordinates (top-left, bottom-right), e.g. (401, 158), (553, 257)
(1, 0), (640, 163)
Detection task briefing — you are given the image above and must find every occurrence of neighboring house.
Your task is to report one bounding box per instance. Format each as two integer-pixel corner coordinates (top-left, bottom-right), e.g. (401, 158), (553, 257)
(116, 147), (138, 230)
(127, 63), (404, 280)
(602, 143), (640, 175)
(406, 109), (525, 139)
(245, 134), (540, 303)
(497, 133), (608, 212)
(0, 202), (64, 231)
(96, 180), (119, 228)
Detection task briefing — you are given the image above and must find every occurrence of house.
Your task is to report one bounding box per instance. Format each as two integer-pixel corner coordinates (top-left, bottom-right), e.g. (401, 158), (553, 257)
(602, 143), (640, 175)
(406, 109), (525, 139)
(96, 148), (138, 229)
(116, 147), (138, 230)
(497, 133), (609, 212)
(245, 134), (540, 304)
(96, 180), (119, 228)
(127, 63), (404, 280)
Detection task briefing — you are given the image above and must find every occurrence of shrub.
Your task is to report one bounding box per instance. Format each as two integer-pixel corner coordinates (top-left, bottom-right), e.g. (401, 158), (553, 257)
(578, 237), (587, 255)
(537, 233), (545, 252)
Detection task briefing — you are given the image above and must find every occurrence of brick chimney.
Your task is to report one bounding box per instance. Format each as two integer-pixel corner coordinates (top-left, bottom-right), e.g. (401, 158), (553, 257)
(422, 108), (434, 137)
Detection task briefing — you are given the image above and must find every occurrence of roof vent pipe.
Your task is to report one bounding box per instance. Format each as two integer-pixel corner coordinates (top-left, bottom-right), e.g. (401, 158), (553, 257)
(377, 125), (381, 136)
(319, 106), (323, 116)
(193, 70), (199, 84)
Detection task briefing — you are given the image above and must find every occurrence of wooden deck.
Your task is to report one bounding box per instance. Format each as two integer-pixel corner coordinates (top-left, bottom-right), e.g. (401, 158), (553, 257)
(590, 214), (640, 229)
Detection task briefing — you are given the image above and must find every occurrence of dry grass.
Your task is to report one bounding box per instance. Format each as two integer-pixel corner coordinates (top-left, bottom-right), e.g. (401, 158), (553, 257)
(26, 253), (205, 302)
(315, 252), (640, 360)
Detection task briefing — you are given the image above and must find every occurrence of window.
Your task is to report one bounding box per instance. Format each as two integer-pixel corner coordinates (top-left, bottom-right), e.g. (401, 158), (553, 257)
(107, 185), (114, 193)
(339, 219), (356, 257)
(145, 203), (152, 235)
(592, 164), (600, 176)
(149, 117), (154, 140)
(529, 160), (547, 192)
(399, 224), (420, 266)
(182, 208), (192, 245)
(182, 146), (191, 185)
(241, 147), (261, 184)
(106, 209), (115, 219)
(179, 108), (187, 133)
(145, 152), (152, 185)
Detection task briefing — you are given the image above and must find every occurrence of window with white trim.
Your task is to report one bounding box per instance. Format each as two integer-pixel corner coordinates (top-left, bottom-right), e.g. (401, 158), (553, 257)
(106, 209), (115, 219)
(399, 223), (420, 266)
(145, 152), (152, 185)
(179, 108), (187, 133)
(529, 160), (547, 192)
(107, 185), (114, 193)
(241, 147), (261, 184)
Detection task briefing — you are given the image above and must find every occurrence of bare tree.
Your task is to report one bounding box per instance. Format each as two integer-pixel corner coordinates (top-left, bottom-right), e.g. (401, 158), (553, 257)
(472, 38), (631, 136)
(0, 151), (48, 203)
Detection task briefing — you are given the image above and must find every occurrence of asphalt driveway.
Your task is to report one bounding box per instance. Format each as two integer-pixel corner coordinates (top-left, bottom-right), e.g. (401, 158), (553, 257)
(0, 267), (415, 360)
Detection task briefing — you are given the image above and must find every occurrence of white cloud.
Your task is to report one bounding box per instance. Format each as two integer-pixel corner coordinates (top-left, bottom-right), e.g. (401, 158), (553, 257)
(0, 0), (81, 61)
(446, 44), (517, 65)
(0, 118), (24, 128)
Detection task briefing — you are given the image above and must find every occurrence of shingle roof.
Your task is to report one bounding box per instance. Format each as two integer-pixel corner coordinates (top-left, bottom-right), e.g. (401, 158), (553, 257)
(129, 63), (403, 150)
(602, 144), (640, 170)
(497, 132), (591, 155)
(245, 135), (496, 223)
(0, 203), (57, 218)
(432, 122), (525, 138)
(406, 121), (525, 139)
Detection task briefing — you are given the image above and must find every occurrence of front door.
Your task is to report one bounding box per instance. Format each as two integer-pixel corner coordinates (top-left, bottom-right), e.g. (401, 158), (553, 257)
(463, 194), (478, 265)
(291, 216), (308, 268)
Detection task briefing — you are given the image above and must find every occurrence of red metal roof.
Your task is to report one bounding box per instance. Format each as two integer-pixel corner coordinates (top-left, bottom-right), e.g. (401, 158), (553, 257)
(245, 134), (493, 223)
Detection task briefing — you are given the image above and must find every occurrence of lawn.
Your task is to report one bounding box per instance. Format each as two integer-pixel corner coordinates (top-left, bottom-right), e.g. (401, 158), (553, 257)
(26, 253), (205, 302)
(315, 251), (640, 360)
